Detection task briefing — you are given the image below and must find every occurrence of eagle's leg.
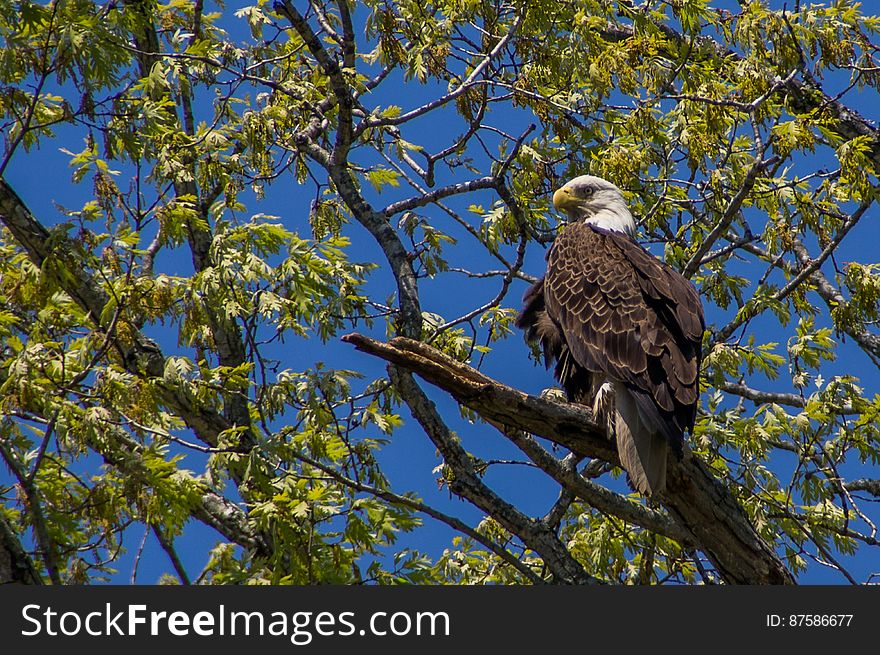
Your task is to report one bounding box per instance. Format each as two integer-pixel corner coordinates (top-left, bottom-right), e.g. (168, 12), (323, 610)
(592, 381), (614, 425)
(592, 380), (620, 453)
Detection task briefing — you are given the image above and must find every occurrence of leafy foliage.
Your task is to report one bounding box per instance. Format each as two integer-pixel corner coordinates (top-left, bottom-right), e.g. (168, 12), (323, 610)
(0, 0), (878, 584)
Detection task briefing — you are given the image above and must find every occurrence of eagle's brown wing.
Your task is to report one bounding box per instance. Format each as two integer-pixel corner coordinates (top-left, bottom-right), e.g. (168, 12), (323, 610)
(605, 227), (704, 433)
(517, 273), (594, 404)
(536, 222), (703, 446)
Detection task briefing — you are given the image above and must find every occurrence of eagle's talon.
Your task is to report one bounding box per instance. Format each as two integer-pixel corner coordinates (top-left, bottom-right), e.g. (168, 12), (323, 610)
(539, 388), (568, 402)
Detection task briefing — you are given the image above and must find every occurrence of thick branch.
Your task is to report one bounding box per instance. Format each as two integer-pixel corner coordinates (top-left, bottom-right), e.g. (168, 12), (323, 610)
(85, 419), (267, 554)
(0, 178), (107, 320)
(389, 366), (599, 584)
(90, 416), (269, 555)
(333, 169), (423, 338)
(0, 441), (61, 583)
(0, 512), (42, 584)
(789, 237), (880, 360)
(740, 240), (880, 362)
(357, 12), (525, 130)
(342, 333), (795, 584)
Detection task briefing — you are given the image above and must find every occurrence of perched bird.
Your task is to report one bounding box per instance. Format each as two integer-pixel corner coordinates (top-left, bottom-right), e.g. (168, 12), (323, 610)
(516, 175), (704, 496)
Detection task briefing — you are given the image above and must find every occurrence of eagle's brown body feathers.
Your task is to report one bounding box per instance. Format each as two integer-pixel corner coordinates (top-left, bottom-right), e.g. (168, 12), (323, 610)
(517, 187), (704, 496)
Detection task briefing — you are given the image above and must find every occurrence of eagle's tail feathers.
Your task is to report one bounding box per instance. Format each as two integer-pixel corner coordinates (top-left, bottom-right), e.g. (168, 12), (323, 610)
(626, 384), (684, 457)
(613, 383), (668, 496)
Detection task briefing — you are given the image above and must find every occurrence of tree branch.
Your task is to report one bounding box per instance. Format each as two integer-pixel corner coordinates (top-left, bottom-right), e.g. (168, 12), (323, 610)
(0, 178), (236, 447)
(845, 479), (880, 498)
(718, 381), (856, 414)
(286, 447), (545, 583)
(275, 5), (423, 339)
(789, 237), (880, 361)
(382, 177), (498, 217)
(683, 154), (779, 279)
(275, 0), (353, 163)
(389, 366), (599, 584)
(342, 332), (795, 584)
(500, 426), (695, 544)
(0, 512), (42, 584)
(0, 439), (61, 583)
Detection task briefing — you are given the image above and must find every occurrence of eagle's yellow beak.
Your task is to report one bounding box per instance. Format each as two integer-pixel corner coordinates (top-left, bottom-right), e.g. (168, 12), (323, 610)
(552, 185), (576, 212)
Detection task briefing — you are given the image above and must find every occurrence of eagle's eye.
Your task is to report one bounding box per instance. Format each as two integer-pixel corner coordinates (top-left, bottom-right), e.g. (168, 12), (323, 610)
(580, 187), (594, 198)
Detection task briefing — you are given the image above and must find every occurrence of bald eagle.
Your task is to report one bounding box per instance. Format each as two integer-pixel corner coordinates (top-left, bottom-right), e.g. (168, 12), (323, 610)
(516, 176), (704, 496)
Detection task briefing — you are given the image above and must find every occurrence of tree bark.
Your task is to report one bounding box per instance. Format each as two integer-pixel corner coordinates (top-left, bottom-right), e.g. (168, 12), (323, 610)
(0, 513), (42, 584)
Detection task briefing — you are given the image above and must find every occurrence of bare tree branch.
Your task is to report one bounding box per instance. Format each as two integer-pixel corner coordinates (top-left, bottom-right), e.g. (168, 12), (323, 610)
(739, 240), (880, 363)
(846, 479), (880, 498)
(382, 177), (498, 217)
(356, 12), (526, 130)
(772, 202), (870, 304)
(683, 154), (779, 279)
(275, 0), (353, 164)
(151, 525), (191, 585)
(275, 4), (424, 339)
(718, 381), (856, 414)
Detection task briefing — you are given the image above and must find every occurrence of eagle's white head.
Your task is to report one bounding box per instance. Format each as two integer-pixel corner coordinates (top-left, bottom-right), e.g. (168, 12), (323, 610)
(552, 175), (635, 236)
